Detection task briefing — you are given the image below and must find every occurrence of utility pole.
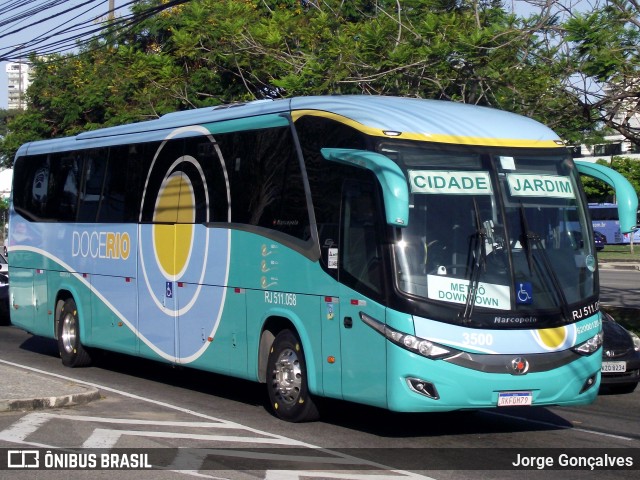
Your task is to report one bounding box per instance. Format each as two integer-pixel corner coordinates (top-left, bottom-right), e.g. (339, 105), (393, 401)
(109, 0), (115, 21)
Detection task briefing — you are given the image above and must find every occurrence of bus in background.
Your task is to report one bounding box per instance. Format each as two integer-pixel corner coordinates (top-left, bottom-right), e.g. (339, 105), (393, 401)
(589, 203), (640, 245)
(8, 96), (638, 422)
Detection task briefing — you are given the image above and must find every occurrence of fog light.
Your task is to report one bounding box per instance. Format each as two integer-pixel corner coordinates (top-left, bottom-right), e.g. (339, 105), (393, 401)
(579, 373), (598, 394)
(407, 377), (440, 400)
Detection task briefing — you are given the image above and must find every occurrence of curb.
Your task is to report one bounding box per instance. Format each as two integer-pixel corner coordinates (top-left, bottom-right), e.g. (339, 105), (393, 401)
(598, 262), (640, 271)
(0, 385), (101, 413)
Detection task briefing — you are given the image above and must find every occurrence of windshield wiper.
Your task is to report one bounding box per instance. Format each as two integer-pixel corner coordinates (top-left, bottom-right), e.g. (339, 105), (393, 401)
(459, 198), (486, 325)
(518, 203), (572, 322)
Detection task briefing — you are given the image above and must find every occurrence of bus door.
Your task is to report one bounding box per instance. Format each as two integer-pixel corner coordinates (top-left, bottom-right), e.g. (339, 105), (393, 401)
(337, 179), (388, 408)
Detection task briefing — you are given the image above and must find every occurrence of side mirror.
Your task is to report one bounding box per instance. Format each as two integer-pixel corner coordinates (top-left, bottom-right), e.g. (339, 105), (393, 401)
(321, 148), (409, 227)
(575, 161), (638, 234)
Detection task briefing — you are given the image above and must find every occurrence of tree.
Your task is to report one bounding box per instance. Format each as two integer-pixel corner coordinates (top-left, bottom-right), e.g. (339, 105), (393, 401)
(0, 109), (21, 167)
(580, 156), (640, 203)
(563, 1), (640, 146)
(580, 159), (616, 203)
(0, 0), (634, 161)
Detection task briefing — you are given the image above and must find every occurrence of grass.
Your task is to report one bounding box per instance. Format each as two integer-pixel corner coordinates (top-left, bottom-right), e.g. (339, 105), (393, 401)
(597, 244), (640, 261)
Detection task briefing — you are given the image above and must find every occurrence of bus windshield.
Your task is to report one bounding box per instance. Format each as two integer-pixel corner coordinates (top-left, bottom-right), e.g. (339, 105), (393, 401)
(386, 143), (596, 326)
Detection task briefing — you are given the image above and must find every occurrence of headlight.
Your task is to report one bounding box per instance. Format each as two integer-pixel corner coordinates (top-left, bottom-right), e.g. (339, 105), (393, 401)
(630, 331), (640, 352)
(360, 312), (455, 359)
(571, 331), (603, 355)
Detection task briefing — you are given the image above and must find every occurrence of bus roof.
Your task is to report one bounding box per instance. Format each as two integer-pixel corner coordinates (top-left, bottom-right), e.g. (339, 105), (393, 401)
(16, 96), (563, 157)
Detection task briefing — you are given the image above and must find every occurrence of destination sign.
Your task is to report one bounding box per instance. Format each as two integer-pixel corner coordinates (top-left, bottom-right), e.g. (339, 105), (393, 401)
(427, 275), (510, 310)
(507, 174), (575, 199)
(409, 170), (493, 195)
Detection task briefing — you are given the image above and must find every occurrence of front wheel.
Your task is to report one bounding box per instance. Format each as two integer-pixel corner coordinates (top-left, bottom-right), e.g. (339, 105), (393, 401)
(57, 298), (91, 368)
(266, 329), (319, 422)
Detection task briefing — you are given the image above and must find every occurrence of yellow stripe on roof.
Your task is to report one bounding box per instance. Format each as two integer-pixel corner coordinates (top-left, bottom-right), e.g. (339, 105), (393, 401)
(291, 110), (563, 149)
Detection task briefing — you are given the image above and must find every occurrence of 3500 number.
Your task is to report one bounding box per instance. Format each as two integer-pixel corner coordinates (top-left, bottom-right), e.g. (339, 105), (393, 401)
(462, 332), (494, 346)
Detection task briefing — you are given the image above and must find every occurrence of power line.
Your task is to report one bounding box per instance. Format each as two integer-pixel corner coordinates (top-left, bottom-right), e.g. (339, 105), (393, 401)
(0, 0), (108, 60)
(0, 0), (191, 62)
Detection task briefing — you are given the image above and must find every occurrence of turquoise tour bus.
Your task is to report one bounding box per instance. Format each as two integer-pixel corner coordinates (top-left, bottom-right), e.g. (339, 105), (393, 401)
(8, 96), (638, 421)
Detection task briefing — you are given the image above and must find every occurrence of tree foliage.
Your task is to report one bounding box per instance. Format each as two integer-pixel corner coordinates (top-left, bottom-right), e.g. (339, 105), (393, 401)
(580, 157), (640, 203)
(0, 0), (638, 165)
(563, 0), (640, 146)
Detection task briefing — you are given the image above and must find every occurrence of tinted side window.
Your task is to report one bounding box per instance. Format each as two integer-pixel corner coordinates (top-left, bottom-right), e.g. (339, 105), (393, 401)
(139, 136), (231, 225)
(42, 152), (84, 222)
(185, 136), (230, 224)
(341, 179), (384, 296)
(101, 144), (145, 223)
(14, 146), (146, 224)
(77, 148), (109, 222)
(296, 115), (369, 270)
(139, 140), (184, 223)
(13, 154), (51, 220)
(218, 126), (310, 241)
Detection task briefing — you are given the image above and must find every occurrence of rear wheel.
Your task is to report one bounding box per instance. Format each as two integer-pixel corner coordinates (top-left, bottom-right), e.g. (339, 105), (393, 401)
(57, 298), (91, 367)
(267, 329), (319, 422)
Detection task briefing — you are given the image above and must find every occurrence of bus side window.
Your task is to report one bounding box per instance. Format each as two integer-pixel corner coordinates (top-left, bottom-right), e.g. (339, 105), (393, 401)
(223, 127), (310, 241)
(340, 180), (383, 295)
(77, 149), (108, 223)
(13, 154), (50, 220)
(53, 154), (83, 222)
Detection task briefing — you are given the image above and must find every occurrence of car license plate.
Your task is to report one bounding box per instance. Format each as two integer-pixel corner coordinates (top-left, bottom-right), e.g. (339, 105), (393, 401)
(602, 361), (626, 373)
(497, 391), (532, 406)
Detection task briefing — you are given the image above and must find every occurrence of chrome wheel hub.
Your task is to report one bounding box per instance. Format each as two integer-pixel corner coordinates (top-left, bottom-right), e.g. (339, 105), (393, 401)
(61, 314), (77, 354)
(273, 348), (302, 405)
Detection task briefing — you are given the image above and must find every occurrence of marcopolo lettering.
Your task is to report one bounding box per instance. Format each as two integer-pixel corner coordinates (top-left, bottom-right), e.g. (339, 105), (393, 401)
(409, 170), (493, 195)
(72, 230), (131, 260)
(507, 174), (574, 199)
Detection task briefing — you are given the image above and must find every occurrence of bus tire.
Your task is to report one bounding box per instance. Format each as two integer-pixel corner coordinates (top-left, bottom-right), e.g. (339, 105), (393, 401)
(57, 298), (91, 368)
(266, 329), (319, 422)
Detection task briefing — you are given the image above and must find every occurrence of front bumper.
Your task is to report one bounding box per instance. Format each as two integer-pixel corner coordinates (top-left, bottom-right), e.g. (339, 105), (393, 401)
(386, 342), (601, 412)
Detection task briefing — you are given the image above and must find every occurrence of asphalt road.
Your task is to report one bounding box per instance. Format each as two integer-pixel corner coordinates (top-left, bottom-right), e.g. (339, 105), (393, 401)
(599, 269), (640, 308)
(0, 324), (638, 480)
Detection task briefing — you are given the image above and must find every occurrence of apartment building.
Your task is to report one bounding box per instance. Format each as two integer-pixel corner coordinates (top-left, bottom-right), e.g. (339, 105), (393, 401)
(6, 61), (32, 110)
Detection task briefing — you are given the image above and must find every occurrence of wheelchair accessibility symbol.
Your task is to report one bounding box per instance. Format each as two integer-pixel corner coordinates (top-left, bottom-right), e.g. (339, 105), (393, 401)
(516, 282), (533, 304)
(166, 281), (173, 299)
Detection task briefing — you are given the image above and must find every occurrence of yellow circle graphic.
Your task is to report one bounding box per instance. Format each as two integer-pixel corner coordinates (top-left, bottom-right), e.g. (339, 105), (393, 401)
(536, 326), (568, 349)
(153, 173), (195, 277)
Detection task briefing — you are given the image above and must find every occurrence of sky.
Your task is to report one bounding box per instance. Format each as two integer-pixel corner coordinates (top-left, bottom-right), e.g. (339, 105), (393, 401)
(0, 0), (131, 109)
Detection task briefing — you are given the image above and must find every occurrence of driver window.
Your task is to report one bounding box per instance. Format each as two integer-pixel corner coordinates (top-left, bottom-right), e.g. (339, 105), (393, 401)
(341, 180), (383, 295)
